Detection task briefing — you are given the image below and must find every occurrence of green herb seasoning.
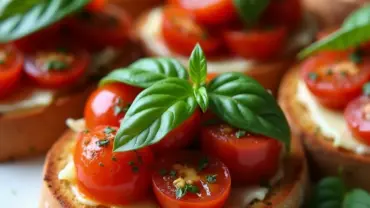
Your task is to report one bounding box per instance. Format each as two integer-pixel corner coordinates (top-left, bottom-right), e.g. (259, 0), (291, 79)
(198, 157), (209, 171)
(308, 72), (318, 81)
(104, 126), (116, 134)
(45, 60), (68, 71)
(98, 162), (104, 167)
(111, 156), (117, 161)
(350, 49), (363, 64)
(169, 170), (177, 177)
(96, 139), (109, 147)
(206, 174), (217, 183)
(363, 82), (370, 96)
(159, 169), (167, 176)
(128, 161), (139, 173)
(114, 98), (124, 115)
(176, 184), (200, 199)
(235, 130), (247, 138)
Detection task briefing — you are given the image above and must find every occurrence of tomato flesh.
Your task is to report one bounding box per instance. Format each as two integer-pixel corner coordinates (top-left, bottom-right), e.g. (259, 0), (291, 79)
(301, 50), (370, 110)
(223, 26), (287, 60)
(74, 126), (154, 205)
(23, 44), (89, 89)
(84, 83), (142, 129)
(168, 0), (236, 25)
(151, 110), (201, 152)
(200, 124), (282, 185)
(262, 0), (302, 30)
(0, 44), (23, 98)
(345, 96), (370, 145)
(152, 151), (231, 208)
(162, 6), (222, 56)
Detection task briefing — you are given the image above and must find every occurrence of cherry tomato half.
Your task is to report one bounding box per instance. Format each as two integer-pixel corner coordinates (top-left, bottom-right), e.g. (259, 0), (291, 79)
(150, 110), (201, 152)
(200, 124), (282, 185)
(152, 151), (231, 208)
(262, 0), (302, 30)
(68, 4), (131, 50)
(84, 83), (142, 129)
(162, 6), (222, 56)
(74, 126), (154, 205)
(0, 44), (23, 98)
(345, 95), (370, 145)
(223, 26), (287, 60)
(301, 50), (370, 109)
(23, 44), (90, 89)
(168, 0), (236, 25)
(85, 0), (106, 12)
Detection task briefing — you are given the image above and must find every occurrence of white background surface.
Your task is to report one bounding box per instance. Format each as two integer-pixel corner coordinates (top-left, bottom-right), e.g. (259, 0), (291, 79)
(0, 156), (45, 208)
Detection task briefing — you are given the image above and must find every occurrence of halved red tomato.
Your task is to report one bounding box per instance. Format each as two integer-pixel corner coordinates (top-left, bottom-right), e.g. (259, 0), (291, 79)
(68, 4), (131, 50)
(168, 0), (236, 25)
(85, 0), (105, 12)
(0, 44), (24, 98)
(345, 95), (370, 145)
(84, 83), (142, 129)
(162, 6), (222, 56)
(301, 50), (370, 109)
(262, 0), (302, 30)
(223, 26), (287, 60)
(152, 151), (231, 208)
(23, 44), (90, 89)
(150, 110), (201, 152)
(74, 126), (154, 205)
(200, 124), (282, 185)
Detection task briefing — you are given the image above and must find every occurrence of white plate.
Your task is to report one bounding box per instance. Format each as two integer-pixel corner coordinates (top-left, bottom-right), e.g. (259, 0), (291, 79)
(0, 156), (45, 208)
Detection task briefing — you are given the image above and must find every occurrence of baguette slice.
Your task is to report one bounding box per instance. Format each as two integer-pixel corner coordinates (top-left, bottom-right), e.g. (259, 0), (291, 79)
(40, 129), (308, 208)
(278, 67), (370, 191)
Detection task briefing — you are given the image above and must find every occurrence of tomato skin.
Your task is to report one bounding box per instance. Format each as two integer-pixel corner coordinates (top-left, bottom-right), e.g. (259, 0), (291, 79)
(23, 45), (90, 89)
(74, 126), (154, 205)
(223, 26), (287, 60)
(262, 0), (302, 30)
(301, 51), (370, 110)
(150, 110), (201, 152)
(152, 151), (231, 208)
(68, 4), (131, 50)
(200, 124), (282, 185)
(168, 0), (236, 25)
(85, 0), (105, 12)
(0, 45), (24, 98)
(84, 83), (142, 129)
(345, 96), (370, 145)
(161, 6), (222, 56)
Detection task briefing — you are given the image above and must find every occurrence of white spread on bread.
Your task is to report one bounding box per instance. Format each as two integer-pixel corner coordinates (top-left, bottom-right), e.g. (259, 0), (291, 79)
(138, 8), (316, 74)
(297, 80), (370, 154)
(66, 118), (86, 132)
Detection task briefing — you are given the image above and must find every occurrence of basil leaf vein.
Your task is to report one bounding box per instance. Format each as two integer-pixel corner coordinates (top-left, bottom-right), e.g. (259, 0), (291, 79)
(194, 86), (208, 113)
(100, 58), (188, 88)
(114, 78), (197, 152)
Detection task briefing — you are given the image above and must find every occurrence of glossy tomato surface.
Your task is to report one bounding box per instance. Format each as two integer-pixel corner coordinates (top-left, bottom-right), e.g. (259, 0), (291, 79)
(68, 4), (131, 50)
(345, 96), (370, 145)
(84, 83), (142, 129)
(168, 0), (236, 25)
(0, 44), (24, 98)
(223, 26), (287, 60)
(262, 0), (302, 30)
(23, 44), (89, 89)
(74, 126), (154, 205)
(162, 6), (222, 56)
(301, 50), (370, 109)
(150, 110), (201, 152)
(152, 151), (231, 208)
(200, 124), (282, 185)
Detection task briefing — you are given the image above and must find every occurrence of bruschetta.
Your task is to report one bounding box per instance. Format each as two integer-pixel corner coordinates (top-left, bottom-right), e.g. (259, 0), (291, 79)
(135, 0), (317, 95)
(40, 45), (308, 208)
(0, 2), (144, 161)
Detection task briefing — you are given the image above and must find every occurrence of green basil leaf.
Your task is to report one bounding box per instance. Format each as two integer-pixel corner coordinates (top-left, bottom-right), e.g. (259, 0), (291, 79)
(114, 78), (197, 152)
(0, 0), (41, 20)
(100, 58), (188, 88)
(309, 177), (346, 208)
(298, 5), (370, 59)
(233, 0), (269, 25)
(0, 0), (90, 42)
(189, 44), (207, 87)
(194, 86), (208, 113)
(207, 72), (290, 150)
(343, 189), (370, 208)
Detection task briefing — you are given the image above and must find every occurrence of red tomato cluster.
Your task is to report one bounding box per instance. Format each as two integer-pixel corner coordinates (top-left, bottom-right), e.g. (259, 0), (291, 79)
(0, 2), (130, 98)
(77, 83), (283, 207)
(162, 0), (302, 59)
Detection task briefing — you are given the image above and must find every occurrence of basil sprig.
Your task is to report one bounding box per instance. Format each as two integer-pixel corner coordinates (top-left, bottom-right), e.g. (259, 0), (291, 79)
(310, 176), (370, 208)
(207, 72), (290, 150)
(100, 58), (188, 88)
(0, 0), (90, 42)
(113, 45), (290, 152)
(298, 5), (370, 59)
(233, 0), (270, 25)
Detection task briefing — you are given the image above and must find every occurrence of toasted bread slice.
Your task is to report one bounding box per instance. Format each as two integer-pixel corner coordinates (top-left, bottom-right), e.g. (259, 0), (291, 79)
(109, 0), (163, 18)
(40, 128), (308, 208)
(278, 67), (370, 191)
